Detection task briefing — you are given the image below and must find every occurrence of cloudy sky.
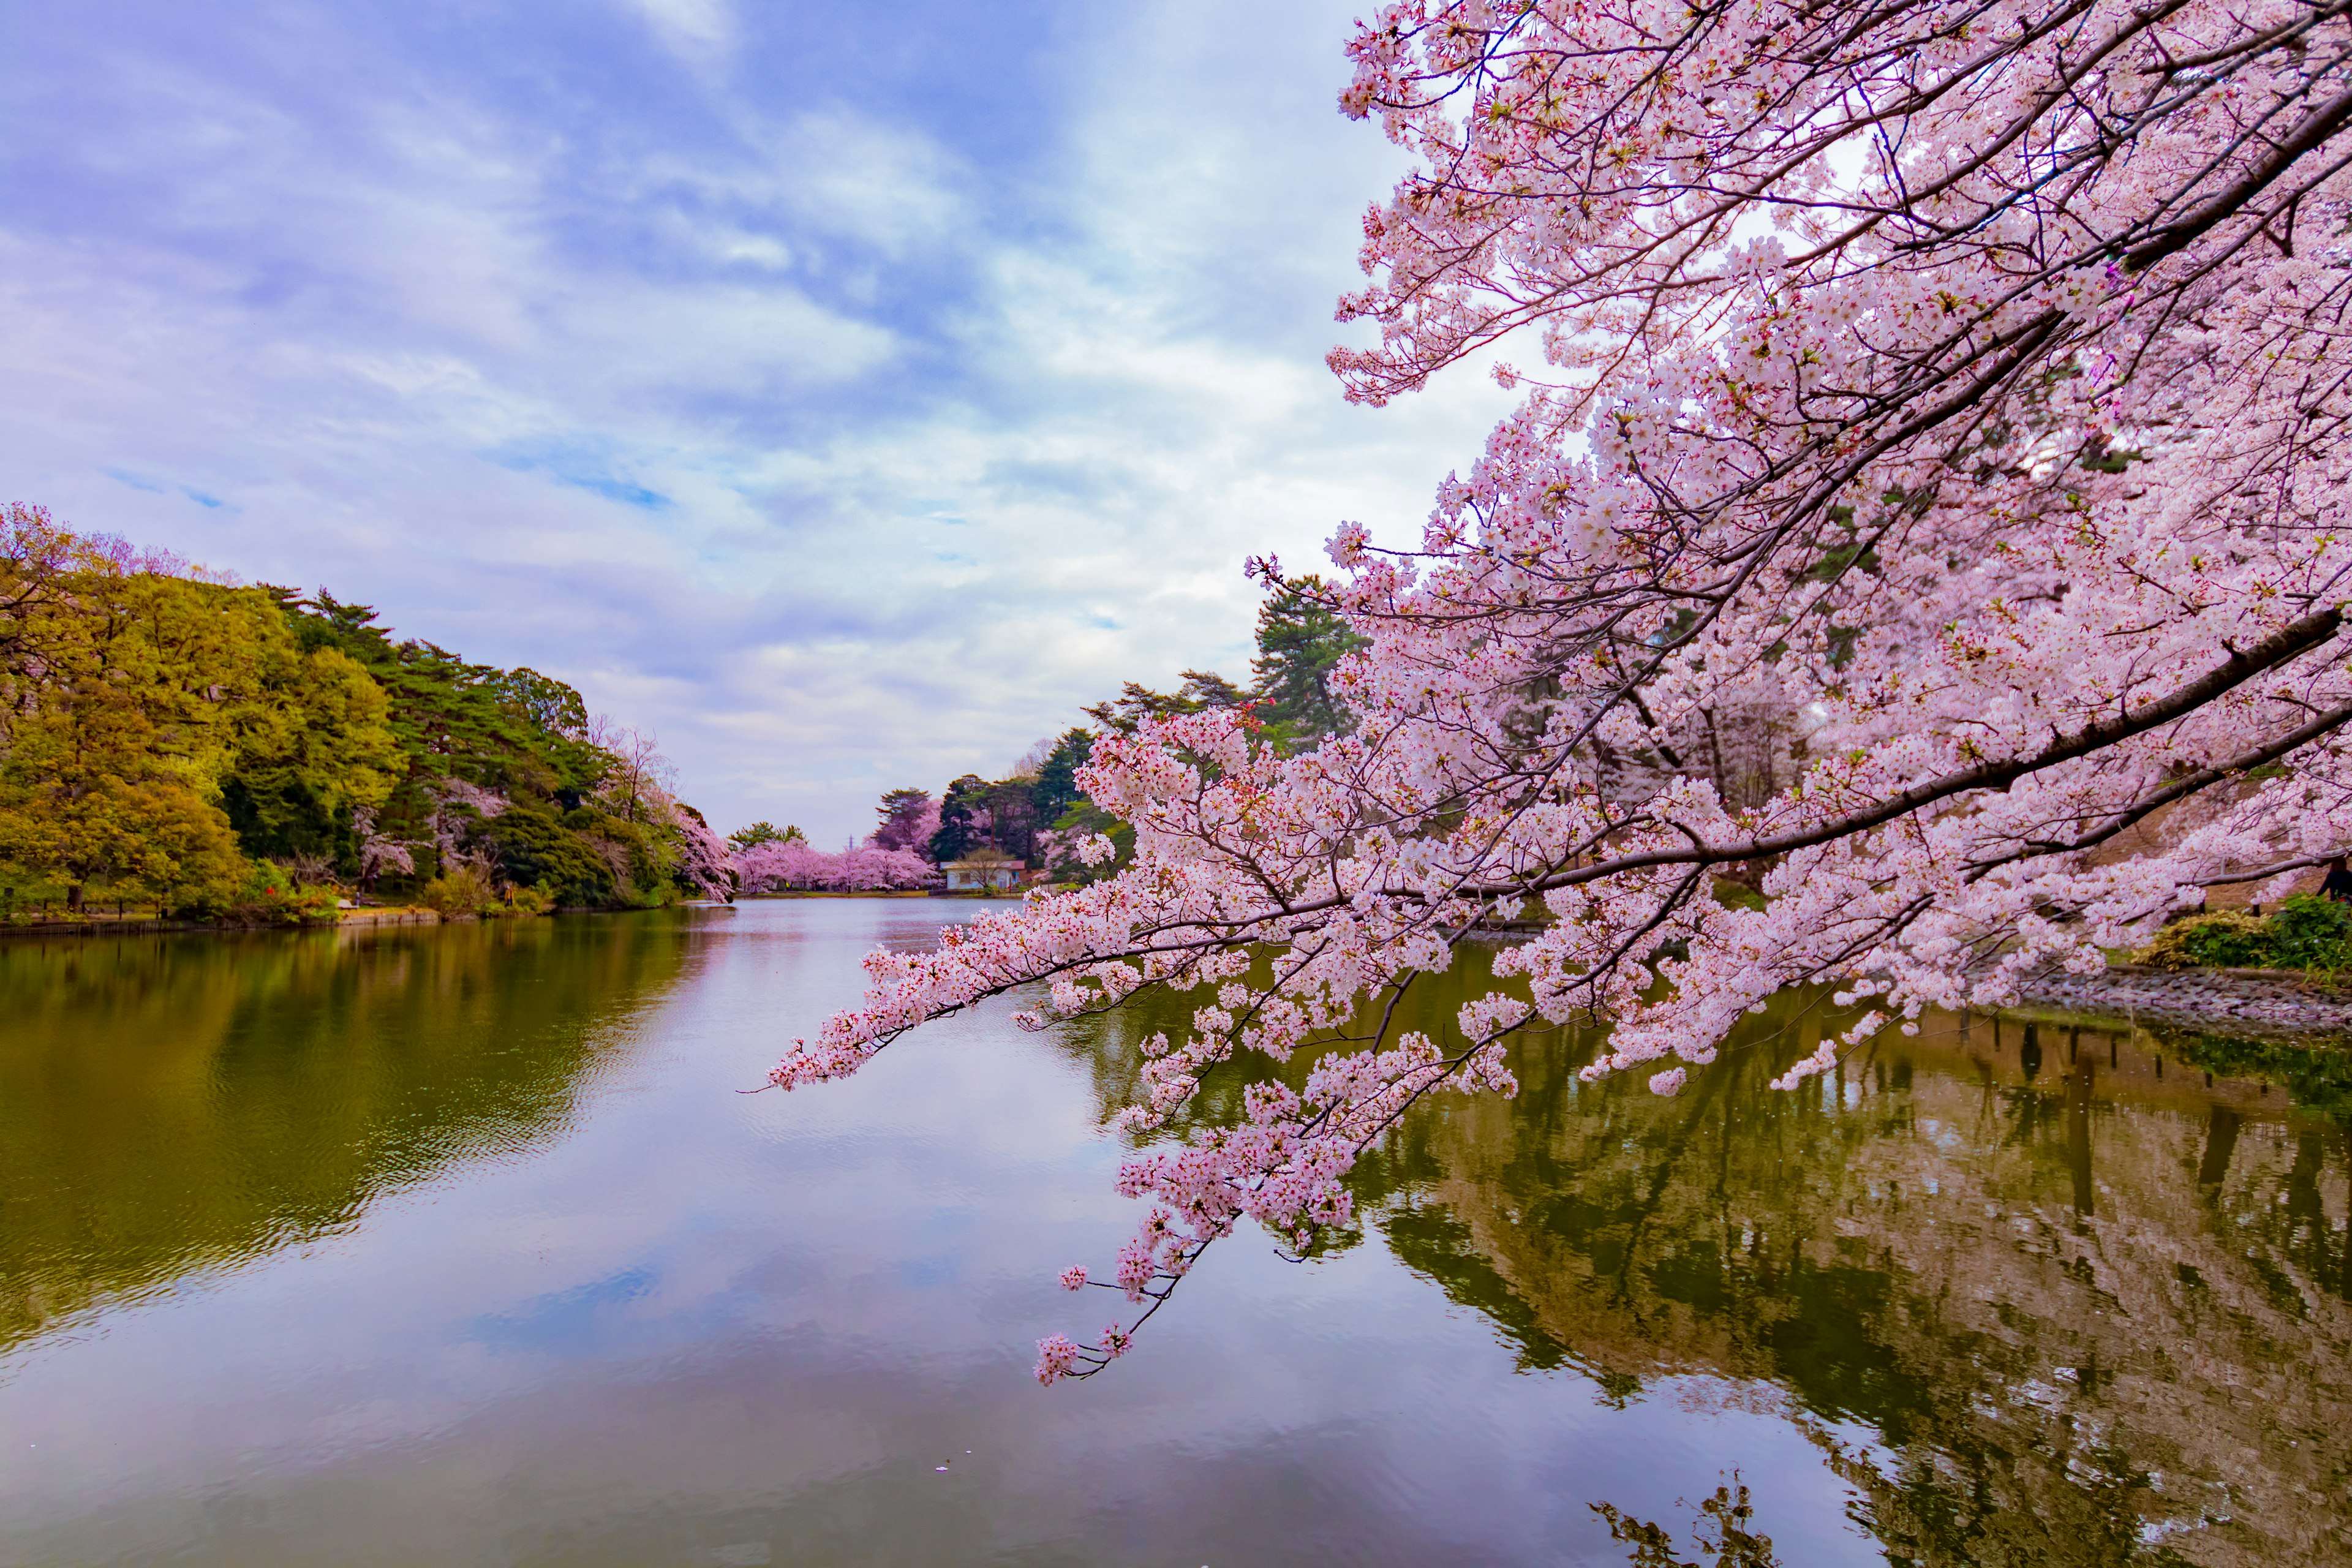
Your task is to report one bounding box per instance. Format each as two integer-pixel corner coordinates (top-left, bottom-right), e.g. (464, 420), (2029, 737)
(2, 0), (1512, 842)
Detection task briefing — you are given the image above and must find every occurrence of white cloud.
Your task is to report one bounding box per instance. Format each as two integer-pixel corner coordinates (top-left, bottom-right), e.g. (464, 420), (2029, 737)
(625, 0), (733, 57)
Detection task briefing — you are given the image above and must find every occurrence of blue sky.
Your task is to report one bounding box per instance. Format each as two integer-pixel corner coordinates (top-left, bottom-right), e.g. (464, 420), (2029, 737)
(1, 0), (1511, 842)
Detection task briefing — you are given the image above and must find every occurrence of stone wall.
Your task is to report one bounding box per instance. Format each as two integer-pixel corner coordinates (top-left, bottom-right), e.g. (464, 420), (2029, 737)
(2008, 962), (2352, 1036)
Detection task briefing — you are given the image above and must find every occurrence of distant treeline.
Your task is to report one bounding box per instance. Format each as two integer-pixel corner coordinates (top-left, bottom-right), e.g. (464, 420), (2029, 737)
(733, 579), (1362, 892)
(0, 505), (727, 921)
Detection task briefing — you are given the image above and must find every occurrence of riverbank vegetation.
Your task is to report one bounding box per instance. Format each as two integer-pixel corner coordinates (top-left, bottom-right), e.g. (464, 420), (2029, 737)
(2135, 895), (2352, 974)
(0, 505), (728, 924)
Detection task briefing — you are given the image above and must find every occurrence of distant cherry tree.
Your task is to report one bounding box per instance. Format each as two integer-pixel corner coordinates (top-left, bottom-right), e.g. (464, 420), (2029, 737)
(736, 839), (935, 893)
(669, 802), (736, 899)
(778, 0), (2352, 1379)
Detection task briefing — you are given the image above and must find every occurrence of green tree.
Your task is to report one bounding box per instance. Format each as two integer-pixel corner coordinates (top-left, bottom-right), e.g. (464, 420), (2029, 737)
(1249, 575), (1362, 749)
(0, 567), (270, 909)
(485, 799), (620, 907)
(728, 820), (802, 851)
(1081, 669), (1246, 734)
(1, 511), (721, 919)
(218, 639), (401, 869)
(272, 590), (608, 818)
(929, 774), (989, 864)
(1029, 729), (1093, 823)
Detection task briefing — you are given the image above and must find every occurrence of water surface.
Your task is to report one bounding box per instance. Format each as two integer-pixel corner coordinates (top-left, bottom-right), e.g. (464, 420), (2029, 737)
(1, 902), (2345, 1566)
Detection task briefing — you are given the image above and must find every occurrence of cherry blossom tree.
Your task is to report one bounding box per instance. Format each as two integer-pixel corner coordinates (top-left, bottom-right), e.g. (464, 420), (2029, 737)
(776, 0), (2352, 1380)
(735, 838), (935, 892)
(733, 838), (835, 892)
(837, 843), (941, 889)
(669, 801), (736, 899)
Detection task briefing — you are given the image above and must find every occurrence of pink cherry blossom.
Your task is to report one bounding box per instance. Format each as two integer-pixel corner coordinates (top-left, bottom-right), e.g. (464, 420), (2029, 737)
(668, 802), (736, 899)
(734, 839), (937, 893)
(1033, 1333), (1082, 1385)
(780, 0), (2352, 1378)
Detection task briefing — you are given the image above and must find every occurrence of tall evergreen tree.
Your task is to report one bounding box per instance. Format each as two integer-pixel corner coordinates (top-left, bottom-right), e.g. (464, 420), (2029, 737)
(1029, 729), (1093, 823)
(1248, 576), (1362, 749)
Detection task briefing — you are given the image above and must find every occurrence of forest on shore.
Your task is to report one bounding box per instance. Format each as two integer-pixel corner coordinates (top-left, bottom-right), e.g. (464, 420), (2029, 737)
(731, 580), (1362, 894)
(0, 505), (728, 923)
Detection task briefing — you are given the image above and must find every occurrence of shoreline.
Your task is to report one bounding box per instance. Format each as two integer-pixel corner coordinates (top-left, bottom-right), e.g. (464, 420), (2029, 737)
(0, 891), (1019, 940)
(0, 903), (730, 940)
(1, 907), (456, 940)
(2003, 961), (2352, 1041)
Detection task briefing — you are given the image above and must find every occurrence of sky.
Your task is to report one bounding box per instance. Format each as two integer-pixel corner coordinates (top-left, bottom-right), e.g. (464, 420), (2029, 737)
(0, 0), (1514, 843)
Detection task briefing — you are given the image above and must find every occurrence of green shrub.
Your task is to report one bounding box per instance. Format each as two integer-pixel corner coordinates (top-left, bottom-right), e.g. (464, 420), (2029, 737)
(2260, 892), (2352, 970)
(2133, 910), (2271, 970)
(195, 862), (341, 927)
(492, 883), (552, 918)
(420, 863), (498, 917)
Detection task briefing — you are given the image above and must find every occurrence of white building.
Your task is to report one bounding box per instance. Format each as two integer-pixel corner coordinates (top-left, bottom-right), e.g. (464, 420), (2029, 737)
(941, 851), (1022, 892)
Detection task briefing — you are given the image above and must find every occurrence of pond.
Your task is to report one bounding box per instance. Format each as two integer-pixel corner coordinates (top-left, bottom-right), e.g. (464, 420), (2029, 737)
(1, 899), (2346, 1566)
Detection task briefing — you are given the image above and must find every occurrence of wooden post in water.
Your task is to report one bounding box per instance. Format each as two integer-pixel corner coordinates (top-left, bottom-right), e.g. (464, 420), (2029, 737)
(2068, 1052), (2096, 1216)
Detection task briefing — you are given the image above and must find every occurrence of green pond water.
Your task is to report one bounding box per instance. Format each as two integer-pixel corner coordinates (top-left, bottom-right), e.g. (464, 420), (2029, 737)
(0, 900), (2346, 1566)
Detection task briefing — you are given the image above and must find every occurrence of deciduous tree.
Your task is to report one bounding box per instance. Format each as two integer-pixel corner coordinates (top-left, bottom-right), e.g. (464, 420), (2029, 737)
(779, 0), (2352, 1379)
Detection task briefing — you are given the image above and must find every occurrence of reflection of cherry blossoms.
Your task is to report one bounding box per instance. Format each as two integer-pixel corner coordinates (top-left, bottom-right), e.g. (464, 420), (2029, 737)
(774, 1), (2352, 1379)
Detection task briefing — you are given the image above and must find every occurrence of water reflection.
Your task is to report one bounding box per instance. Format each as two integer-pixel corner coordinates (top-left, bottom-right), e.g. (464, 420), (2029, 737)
(1595, 1480), (1782, 1568)
(0, 907), (2344, 1567)
(1077, 951), (2352, 1566)
(0, 916), (694, 1349)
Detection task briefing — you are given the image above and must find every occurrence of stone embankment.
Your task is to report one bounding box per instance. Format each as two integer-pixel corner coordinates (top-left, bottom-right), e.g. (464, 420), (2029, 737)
(2008, 962), (2352, 1037)
(336, 907), (440, 927)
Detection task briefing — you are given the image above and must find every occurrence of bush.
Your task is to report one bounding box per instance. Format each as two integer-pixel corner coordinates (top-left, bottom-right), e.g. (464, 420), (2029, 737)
(2261, 892), (2352, 969)
(2133, 910), (2271, 970)
(492, 883), (552, 918)
(189, 862), (342, 927)
(420, 863), (498, 918)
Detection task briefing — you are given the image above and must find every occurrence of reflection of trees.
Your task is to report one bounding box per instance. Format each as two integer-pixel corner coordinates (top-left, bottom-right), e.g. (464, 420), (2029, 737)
(1596, 1480), (1782, 1568)
(0, 917), (693, 1351)
(1061, 972), (2352, 1567)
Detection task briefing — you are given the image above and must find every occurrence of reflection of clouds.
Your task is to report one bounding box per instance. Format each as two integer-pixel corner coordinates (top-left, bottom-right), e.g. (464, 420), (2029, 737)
(467, 1266), (660, 1357)
(0, 902), (1872, 1567)
(0, 0), (1513, 842)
